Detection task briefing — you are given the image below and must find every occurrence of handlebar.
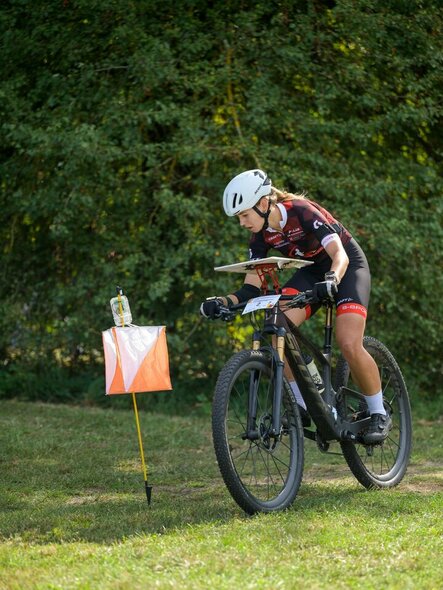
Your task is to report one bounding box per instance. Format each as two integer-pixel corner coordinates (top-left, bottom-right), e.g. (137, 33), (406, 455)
(218, 289), (317, 321)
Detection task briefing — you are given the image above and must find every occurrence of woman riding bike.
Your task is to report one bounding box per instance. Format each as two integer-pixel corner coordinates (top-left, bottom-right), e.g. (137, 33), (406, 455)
(200, 169), (392, 444)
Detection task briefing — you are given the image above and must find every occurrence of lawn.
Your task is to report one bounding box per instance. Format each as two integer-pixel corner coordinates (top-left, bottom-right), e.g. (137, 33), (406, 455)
(0, 399), (441, 589)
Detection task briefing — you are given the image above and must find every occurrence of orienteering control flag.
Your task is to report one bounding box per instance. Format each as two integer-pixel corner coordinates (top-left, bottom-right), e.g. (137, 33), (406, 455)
(102, 326), (172, 394)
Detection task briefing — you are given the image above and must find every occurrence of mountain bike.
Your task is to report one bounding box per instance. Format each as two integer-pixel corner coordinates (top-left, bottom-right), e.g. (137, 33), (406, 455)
(211, 258), (412, 515)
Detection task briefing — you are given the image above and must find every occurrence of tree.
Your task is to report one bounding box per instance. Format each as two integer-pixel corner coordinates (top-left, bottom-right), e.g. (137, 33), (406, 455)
(1, 0), (442, 404)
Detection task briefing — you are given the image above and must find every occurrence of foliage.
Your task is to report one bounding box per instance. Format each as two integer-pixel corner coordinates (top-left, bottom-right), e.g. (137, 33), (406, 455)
(0, 0), (442, 404)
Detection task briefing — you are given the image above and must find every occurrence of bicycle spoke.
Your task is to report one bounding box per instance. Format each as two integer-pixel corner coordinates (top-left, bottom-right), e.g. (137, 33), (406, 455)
(270, 459), (288, 487)
(237, 444), (254, 479)
(232, 446), (252, 461)
(256, 445), (278, 491)
(279, 438), (293, 454)
(227, 434), (247, 442)
(385, 434), (400, 450)
(386, 390), (399, 407)
(226, 418), (245, 428)
(247, 445), (259, 487)
(229, 391), (247, 429)
(270, 451), (291, 473)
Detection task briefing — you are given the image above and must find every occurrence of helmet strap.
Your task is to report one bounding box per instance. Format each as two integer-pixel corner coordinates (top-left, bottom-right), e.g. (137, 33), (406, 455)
(253, 199), (272, 231)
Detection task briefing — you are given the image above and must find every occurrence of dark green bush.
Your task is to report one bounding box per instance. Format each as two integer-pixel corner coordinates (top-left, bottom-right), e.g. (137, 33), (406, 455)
(1, 0), (442, 408)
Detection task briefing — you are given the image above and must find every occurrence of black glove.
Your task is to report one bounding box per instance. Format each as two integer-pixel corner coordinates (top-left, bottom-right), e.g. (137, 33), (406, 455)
(313, 280), (338, 302)
(200, 297), (224, 319)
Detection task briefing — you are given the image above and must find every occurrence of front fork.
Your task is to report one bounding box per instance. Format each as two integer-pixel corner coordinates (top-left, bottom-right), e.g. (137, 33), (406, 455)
(271, 328), (286, 437)
(246, 327), (286, 441)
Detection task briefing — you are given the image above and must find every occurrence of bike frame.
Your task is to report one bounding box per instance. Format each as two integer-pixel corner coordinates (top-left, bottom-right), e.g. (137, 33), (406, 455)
(246, 299), (371, 446)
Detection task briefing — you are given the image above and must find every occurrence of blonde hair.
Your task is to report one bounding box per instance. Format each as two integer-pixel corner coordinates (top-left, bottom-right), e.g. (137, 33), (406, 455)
(269, 187), (307, 204)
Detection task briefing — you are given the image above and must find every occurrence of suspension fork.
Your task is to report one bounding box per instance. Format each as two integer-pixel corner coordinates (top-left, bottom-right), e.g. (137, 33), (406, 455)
(246, 331), (261, 436)
(246, 324), (286, 440)
(264, 305), (286, 438)
(271, 327), (286, 437)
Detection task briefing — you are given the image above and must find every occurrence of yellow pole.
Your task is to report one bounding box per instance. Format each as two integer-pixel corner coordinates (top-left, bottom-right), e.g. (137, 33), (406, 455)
(116, 287), (152, 505)
(132, 392), (148, 482)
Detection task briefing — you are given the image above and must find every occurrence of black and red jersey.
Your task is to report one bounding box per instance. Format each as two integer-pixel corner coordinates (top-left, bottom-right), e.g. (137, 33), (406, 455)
(249, 199), (352, 262)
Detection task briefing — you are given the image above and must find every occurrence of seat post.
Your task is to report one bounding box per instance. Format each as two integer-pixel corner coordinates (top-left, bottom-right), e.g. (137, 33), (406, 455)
(323, 302), (334, 360)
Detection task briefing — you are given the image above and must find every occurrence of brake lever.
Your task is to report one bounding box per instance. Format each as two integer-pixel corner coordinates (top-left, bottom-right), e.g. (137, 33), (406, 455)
(286, 290), (315, 309)
(219, 306), (236, 322)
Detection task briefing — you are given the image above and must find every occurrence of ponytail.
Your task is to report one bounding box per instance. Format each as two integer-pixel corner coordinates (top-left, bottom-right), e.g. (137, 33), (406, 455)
(270, 187), (307, 204)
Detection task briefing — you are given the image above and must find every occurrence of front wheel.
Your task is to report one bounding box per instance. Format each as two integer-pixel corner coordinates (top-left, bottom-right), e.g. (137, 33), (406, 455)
(212, 350), (304, 514)
(335, 336), (412, 489)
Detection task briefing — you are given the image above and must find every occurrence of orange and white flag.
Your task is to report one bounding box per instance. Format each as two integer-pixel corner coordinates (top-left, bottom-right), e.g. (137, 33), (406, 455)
(102, 326), (172, 395)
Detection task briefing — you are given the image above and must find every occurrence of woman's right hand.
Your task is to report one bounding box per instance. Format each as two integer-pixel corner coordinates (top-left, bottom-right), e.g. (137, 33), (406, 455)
(200, 297), (224, 319)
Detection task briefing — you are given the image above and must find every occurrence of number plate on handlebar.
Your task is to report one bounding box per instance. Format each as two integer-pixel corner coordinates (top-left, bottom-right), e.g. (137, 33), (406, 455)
(242, 295), (281, 315)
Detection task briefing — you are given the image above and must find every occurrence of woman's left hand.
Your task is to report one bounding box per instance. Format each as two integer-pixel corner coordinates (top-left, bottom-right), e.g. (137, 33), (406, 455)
(313, 280), (338, 301)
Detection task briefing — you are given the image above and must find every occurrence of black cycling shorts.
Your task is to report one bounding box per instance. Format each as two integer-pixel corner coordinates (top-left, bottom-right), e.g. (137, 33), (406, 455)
(282, 238), (371, 319)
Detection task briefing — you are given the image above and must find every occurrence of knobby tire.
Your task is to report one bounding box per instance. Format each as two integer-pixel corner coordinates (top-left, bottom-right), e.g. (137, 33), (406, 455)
(335, 336), (412, 489)
(212, 350), (304, 514)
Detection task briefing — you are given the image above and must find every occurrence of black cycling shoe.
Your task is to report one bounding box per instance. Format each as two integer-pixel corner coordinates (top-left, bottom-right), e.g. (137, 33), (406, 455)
(363, 413), (392, 445)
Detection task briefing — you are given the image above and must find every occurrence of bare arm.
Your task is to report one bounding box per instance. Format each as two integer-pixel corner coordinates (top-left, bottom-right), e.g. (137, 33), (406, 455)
(243, 272), (262, 289)
(324, 238), (349, 284)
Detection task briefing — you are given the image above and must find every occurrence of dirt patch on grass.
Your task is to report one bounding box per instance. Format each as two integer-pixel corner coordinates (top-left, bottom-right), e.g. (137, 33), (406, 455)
(66, 495), (100, 505)
(294, 458), (443, 494)
(400, 461), (443, 493)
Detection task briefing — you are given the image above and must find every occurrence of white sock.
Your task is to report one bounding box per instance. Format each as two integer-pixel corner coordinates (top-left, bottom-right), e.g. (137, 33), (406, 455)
(364, 391), (386, 415)
(290, 381), (307, 411)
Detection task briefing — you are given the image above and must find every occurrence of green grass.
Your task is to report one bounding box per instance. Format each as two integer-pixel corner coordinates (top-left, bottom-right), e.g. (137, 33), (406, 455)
(0, 400), (442, 590)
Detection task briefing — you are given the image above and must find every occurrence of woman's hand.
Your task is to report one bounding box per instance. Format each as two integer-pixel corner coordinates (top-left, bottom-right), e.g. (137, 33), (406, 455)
(313, 280), (338, 302)
(200, 297), (224, 319)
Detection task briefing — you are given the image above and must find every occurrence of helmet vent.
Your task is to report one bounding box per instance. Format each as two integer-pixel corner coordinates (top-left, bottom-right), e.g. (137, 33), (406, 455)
(233, 193), (243, 208)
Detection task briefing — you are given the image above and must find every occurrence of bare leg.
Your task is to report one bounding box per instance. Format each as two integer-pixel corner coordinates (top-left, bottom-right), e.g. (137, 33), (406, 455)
(282, 307), (386, 441)
(281, 308), (380, 395)
(335, 313), (381, 395)
(281, 307), (308, 382)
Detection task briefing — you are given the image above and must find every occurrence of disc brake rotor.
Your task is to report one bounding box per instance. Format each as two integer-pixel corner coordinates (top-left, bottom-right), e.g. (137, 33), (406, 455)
(259, 413), (278, 451)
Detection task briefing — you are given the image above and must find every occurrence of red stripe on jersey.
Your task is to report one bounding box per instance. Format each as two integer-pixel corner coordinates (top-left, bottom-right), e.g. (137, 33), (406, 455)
(336, 303), (367, 318)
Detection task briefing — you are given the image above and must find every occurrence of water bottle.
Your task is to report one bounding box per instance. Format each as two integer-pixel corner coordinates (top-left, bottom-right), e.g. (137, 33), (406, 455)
(110, 294), (132, 326)
(303, 353), (325, 394)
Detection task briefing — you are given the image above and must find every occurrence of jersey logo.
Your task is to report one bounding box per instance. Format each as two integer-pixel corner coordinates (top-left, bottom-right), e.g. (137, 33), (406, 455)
(286, 228), (304, 238)
(289, 246), (305, 257)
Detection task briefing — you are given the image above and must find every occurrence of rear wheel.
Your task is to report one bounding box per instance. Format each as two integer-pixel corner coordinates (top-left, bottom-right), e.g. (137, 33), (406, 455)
(335, 336), (412, 489)
(212, 350), (304, 514)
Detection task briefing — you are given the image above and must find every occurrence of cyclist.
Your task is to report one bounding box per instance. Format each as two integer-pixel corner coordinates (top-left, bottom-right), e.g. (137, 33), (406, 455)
(200, 169), (392, 444)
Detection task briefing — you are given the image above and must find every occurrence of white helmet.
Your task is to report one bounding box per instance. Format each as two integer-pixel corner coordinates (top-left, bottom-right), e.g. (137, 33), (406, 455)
(223, 169), (272, 216)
